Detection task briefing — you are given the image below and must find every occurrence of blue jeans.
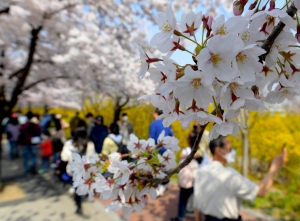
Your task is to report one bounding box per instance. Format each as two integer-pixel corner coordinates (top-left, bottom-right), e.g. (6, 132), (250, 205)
(178, 187), (194, 220)
(42, 156), (50, 171)
(22, 145), (37, 173)
(9, 141), (19, 159)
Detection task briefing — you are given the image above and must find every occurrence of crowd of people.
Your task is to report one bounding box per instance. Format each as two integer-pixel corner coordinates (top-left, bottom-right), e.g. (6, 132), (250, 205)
(1, 108), (286, 221)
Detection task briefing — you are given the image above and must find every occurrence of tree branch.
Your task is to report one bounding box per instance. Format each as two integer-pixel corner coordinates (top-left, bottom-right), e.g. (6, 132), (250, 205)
(120, 96), (130, 108)
(8, 26), (42, 110)
(0, 7), (9, 14)
(21, 75), (69, 92)
(259, 3), (297, 61)
(8, 68), (25, 79)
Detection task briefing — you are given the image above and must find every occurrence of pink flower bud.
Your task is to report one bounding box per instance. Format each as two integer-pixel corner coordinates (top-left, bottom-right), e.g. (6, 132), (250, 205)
(207, 16), (213, 28)
(233, 1), (244, 16)
(268, 0), (275, 11)
(295, 25), (300, 43)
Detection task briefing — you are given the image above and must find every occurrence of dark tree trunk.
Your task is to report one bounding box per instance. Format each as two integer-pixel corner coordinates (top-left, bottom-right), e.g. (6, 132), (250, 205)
(113, 96), (130, 123)
(113, 105), (122, 123)
(0, 26), (42, 191)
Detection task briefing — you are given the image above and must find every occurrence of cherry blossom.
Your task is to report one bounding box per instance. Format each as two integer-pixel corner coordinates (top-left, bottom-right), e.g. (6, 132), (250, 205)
(150, 4), (177, 53)
(197, 35), (243, 83)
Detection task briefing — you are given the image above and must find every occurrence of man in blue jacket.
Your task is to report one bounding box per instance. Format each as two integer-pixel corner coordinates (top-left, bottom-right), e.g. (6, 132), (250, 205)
(149, 108), (173, 152)
(89, 116), (108, 153)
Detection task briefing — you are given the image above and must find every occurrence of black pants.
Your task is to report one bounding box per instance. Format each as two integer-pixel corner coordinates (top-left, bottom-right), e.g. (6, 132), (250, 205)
(178, 187), (194, 219)
(74, 190), (82, 210)
(205, 215), (242, 221)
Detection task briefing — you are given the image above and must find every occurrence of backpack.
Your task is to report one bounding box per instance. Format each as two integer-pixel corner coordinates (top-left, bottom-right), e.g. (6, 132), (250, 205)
(109, 138), (129, 155)
(178, 160), (198, 189)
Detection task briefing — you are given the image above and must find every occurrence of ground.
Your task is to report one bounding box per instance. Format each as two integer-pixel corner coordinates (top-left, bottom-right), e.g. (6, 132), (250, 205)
(0, 142), (280, 221)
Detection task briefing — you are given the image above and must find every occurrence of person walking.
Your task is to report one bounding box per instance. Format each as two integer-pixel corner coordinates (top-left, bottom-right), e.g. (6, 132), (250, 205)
(89, 116), (108, 153)
(119, 113), (134, 145)
(5, 114), (21, 160)
(85, 113), (95, 137)
(18, 112), (41, 174)
(170, 131), (199, 221)
(102, 123), (123, 155)
(61, 132), (96, 215)
(70, 111), (87, 137)
(39, 131), (53, 173)
(193, 136), (287, 221)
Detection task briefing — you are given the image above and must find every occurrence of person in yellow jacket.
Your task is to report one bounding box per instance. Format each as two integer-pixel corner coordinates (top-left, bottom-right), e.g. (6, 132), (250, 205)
(102, 123), (123, 155)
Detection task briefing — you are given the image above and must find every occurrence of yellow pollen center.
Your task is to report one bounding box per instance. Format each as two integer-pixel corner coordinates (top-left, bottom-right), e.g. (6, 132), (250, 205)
(216, 25), (227, 35)
(282, 90), (290, 95)
(160, 20), (173, 32)
(275, 43), (281, 50)
(241, 31), (250, 41)
(230, 82), (240, 93)
(191, 78), (202, 89)
(210, 53), (223, 67)
(236, 53), (248, 64)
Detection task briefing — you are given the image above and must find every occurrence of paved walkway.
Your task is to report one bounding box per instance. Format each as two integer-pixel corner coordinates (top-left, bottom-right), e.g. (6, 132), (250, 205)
(0, 142), (119, 221)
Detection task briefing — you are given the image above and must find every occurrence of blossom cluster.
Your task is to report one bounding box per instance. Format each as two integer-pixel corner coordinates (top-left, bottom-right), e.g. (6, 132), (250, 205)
(138, 1), (300, 140)
(71, 132), (179, 218)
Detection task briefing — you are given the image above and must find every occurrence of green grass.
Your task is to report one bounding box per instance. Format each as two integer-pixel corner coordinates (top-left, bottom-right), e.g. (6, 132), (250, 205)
(243, 190), (300, 221)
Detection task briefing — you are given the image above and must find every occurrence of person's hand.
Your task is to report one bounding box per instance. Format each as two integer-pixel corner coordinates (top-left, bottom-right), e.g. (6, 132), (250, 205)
(270, 148), (287, 172)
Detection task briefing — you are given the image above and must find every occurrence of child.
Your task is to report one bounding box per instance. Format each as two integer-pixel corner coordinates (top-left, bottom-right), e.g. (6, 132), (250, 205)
(39, 131), (53, 173)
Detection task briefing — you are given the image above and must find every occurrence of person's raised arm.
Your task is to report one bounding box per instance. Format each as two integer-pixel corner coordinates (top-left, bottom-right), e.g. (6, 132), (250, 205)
(257, 148), (287, 197)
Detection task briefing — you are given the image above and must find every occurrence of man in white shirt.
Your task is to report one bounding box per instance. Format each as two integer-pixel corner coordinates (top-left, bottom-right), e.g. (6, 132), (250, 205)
(193, 136), (286, 221)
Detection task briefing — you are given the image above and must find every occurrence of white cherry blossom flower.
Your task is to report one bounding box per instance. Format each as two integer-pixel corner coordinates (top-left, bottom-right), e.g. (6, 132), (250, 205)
(197, 35), (243, 84)
(265, 31), (296, 66)
(127, 134), (146, 153)
(70, 153), (87, 181)
(266, 86), (300, 104)
(157, 130), (180, 151)
(158, 149), (177, 171)
(212, 14), (248, 36)
(149, 58), (176, 96)
(113, 160), (132, 185)
(233, 44), (265, 83)
(150, 4), (177, 53)
(105, 200), (122, 213)
(136, 44), (161, 79)
(239, 28), (265, 46)
(172, 66), (215, 108)
(220, 81), (255, 110)
(209, 114), (241, 141)
(178, 9), (202, 37)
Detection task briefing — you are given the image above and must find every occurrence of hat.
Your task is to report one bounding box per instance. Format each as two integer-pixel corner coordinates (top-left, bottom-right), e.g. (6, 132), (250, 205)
(95, 116), (103, 121)
(11, 113), (18, 118)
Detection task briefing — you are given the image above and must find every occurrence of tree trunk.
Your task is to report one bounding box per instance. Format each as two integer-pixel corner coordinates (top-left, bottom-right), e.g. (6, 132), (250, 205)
(0, 98), (10, 191)
(113, 105), (122, 123)
(242, 132), (249, 178)
(112, 96), (130, 123)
